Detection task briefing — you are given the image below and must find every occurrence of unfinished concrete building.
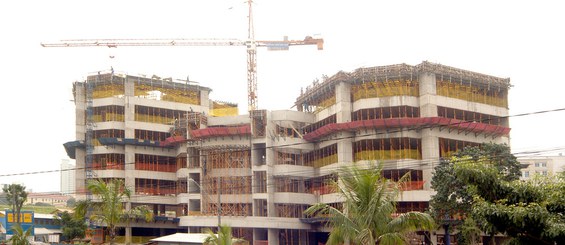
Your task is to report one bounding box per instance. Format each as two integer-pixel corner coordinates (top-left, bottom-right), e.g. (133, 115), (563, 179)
(64, 72), (218, 239)
(64, 61), (511, 244)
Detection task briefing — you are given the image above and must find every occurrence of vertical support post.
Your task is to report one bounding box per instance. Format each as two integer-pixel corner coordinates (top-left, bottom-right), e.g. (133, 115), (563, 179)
(125, 201), (132, 245)
(444, 224), (451, 245)
(217, 175), (221, 228)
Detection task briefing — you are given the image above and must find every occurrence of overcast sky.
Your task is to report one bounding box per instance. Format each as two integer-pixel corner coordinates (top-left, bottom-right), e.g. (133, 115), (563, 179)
(1, 0), (564, 193)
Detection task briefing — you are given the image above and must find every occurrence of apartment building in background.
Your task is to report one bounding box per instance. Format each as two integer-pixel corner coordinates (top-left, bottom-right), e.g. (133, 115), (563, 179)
(519, 155), (565, 180)
(60, 159), (76, 195)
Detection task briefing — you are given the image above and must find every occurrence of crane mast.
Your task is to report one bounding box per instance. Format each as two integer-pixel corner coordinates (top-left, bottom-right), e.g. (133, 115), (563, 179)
(247, 0), (258, 111)
(41, 0), (323, 113)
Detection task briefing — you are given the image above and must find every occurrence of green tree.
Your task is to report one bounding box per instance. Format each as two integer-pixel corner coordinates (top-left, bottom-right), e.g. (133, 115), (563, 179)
(429, 143), (521, 244)
(454, 161), (565, 244)
(66, 197), (76, 207)
(203, 224), (246, 245)
(304, 163), (435, 245)
(452, 143), (521, 181)
(2, 184), (28, 225)
(54, 211), (87, 242)
(74, 179), (153, 245)
(8, 225), (32, 245)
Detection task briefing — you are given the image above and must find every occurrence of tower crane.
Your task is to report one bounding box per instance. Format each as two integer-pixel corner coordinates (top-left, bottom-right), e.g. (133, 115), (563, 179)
(41, 0), (324, 112)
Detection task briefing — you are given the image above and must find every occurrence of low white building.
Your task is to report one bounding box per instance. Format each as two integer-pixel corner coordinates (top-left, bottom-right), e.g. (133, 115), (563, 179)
(518, 155), (565, 180)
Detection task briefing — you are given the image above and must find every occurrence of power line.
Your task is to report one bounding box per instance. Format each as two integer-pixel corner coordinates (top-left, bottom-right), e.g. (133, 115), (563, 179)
(1, 107), (564, 195)
(1, 150), (546, 200)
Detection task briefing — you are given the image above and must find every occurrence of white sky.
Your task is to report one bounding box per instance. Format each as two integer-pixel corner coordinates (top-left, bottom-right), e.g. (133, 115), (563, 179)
(1, 0), (564, 193)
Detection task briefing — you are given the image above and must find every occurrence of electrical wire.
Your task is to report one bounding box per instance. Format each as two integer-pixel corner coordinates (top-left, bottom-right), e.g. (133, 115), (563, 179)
(1, 107), (564, 196)
(2, 150), (548, 202)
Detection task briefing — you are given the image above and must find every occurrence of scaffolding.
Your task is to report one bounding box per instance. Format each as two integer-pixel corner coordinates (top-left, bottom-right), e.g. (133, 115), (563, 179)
(274, 150), (309, 166)
(201, 146), (252, 217)
(437, 106), (507, 126)
(135, 178), (176, 196)
(135, 129), (169, 141)
(274, 204), (310, 218)
(92, 105), (125, 122)
(274, 177), (308, 193)
(91, 153), (125, 170)
(88, 73), (125, 99)
(94, 129), (124, 139)
(251, 110), (266, 137)
(439, 137), (480, 157)
(210, 100), (239, 117)
(295, 61), (510, 112)
(383, 169), (424, 191)
(352, 106), (420, 121)
(135, 105), (187, 125)
(134, 83), (200, 105)
(353, 138), (423, 161)
(308, 175), (337, 195)
(303, 144), (338, 168)
(302, 114), (336, 135)
(134, 154), (176, 172)
(351, 79), (419, 101)
(274, 125), (302, 138)
(254, 171), (267, 193)
(436, 79), (508, 108)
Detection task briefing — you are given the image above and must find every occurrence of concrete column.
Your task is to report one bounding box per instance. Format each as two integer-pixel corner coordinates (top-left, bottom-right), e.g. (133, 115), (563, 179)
(125, 146), (136, 192)
(418, 72), (438, 117)
(265, 146), (276, 218)
(421, 131), (439, 190)
(335, 82), (352, 123)
(75, 150), (86, 199)
(75, 83), (87, 140)
(268, 228), (279, 245)
(124, 77), (136, 139)
(200, 90), (210, 109)
(338, 132), (354, 164)
(124, 76), (134, 97)
(419, 72), (439, 190)
(74, 83), (87, 199)
(125, 201), (132, 244)
(335, 83), (354, 165)
(264, 111), (277, 218)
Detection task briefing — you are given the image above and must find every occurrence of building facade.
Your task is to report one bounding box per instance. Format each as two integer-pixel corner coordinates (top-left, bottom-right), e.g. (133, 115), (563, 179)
(25, 192), (70, 207)
(60, 159), (76, 195)
(519, 155), (565, 180)
(65, 61), (511, 244)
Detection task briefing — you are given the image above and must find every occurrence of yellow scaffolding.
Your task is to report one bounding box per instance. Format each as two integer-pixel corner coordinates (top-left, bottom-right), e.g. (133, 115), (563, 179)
(353, 138), (422, 161)
(134, 105), (186, 125)
(304, 144), (338, 168)
(134, 84), (200, 105)
(436, 80), (508, 108)
(210, 101), (239, 117)
(351, 79), (419, 101)
(92, 84), (124, 99)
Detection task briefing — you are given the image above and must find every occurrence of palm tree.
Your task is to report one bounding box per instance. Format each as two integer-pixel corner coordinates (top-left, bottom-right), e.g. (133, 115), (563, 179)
(2, 184), (28, 225)
(8, 225), (32, 245)
(203, 224), (246, 245)
(74, 178), (153, 245)
(304, 163), (436, 245)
